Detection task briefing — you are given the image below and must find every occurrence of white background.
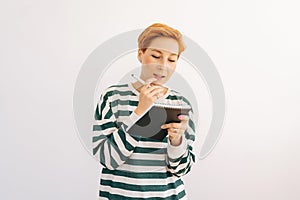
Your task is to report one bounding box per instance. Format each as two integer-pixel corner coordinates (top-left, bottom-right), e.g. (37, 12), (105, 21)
(1, 0), (299, 199)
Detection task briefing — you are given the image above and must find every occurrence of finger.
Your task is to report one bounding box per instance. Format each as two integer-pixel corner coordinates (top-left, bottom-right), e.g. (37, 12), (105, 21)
(145, 77), (158, 85)
(171, 127), (179, 133)
(178, 115), (189, 122)
(167, 130), (183, 138)
(148, 86), (164, 93)
(168, 133), (175, 141)
(149, 88), (165, 97)
(140, 85), (161, 93)
(161, 124), (170, 129)
(168, 128), (185, 138)
(161, 123), (180, 129)
(141, 88), (165, 100)
(168, 131), (176, 138)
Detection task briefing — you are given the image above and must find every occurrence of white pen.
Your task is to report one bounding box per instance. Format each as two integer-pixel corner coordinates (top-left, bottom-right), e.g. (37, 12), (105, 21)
(131, 74), (146, 85)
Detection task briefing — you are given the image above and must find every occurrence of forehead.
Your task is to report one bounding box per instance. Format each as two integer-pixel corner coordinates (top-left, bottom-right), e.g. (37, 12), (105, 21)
(147, 37), (179, 55)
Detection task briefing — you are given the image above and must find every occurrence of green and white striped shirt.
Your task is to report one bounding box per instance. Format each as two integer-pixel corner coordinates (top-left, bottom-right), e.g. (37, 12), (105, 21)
(92, 83), (196, 200)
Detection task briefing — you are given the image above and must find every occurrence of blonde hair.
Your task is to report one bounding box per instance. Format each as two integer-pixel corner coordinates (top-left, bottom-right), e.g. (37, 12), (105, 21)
(138, 23), (186, 57)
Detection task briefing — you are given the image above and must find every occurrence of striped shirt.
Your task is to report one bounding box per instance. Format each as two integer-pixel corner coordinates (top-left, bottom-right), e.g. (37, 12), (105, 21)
(92, 83), (196, 200)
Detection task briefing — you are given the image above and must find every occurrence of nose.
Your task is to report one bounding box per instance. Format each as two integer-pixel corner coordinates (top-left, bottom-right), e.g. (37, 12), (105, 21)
(157, 58), (169, 70)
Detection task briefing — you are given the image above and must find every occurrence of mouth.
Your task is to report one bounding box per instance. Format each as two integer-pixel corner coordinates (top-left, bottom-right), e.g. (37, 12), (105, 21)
(153, 73), (166, 80)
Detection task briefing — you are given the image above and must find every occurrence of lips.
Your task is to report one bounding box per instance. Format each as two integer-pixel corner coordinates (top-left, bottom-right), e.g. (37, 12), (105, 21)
(153, 73), (166, 80)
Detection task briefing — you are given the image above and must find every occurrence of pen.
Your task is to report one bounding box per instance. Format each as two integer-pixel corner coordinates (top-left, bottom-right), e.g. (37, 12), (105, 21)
(131, 74), (146, 85)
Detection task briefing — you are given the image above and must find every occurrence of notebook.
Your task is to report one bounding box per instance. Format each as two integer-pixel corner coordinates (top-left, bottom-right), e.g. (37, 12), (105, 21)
(127, 103), (192, 141)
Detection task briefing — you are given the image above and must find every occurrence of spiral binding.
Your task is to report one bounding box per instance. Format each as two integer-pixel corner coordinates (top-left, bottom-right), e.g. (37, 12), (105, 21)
(153, 102), (191, 110)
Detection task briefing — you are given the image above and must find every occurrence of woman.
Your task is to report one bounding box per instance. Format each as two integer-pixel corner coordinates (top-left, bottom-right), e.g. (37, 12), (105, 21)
(92, 23), (196, 200)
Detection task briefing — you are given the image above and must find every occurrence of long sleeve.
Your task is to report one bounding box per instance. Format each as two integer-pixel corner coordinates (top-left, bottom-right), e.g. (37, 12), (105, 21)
(166, 99), (196, 177)
(92, 88), (140, 170)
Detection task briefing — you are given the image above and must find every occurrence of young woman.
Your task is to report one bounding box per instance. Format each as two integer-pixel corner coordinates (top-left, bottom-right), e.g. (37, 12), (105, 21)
(92, 23), (196, 200)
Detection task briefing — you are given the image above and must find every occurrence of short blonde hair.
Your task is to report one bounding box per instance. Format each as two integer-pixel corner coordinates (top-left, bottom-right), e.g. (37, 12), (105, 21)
(138, 23), (186, 57)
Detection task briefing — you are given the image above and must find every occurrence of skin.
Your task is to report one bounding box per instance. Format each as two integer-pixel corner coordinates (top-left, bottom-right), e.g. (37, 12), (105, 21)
(132, 37), (189, 146)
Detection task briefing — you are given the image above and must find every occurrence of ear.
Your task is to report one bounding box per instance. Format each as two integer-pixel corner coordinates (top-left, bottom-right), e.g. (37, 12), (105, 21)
(137, 49), (143, 63)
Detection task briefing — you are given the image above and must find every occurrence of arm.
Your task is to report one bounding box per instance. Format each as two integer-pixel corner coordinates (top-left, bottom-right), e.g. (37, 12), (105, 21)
(165, 101), (196, 177)
(92, 88), (140, 170)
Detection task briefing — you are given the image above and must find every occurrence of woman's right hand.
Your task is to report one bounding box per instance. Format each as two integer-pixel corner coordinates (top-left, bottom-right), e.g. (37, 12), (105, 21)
(134, 78), (167, 116)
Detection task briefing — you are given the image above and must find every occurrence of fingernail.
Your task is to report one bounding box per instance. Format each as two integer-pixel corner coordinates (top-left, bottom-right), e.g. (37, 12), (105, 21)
(178, 115), (182, 119)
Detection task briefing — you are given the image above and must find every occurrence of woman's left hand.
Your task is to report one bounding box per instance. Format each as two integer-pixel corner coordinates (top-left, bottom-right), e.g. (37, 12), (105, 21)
(161, 115), (189, 146)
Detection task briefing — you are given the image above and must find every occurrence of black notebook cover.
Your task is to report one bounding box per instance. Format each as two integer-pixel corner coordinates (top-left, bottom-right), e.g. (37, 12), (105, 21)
(127, 103), (192, 141)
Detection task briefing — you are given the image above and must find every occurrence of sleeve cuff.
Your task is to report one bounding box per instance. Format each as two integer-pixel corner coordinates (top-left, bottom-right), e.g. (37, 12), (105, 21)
(167, 136), (188, 159)
(121, 111), (141, 132)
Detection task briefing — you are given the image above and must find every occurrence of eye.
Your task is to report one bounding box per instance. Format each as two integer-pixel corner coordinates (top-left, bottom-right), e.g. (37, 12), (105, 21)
(151, 55), (160, 59)
(169, 59), (176, 62)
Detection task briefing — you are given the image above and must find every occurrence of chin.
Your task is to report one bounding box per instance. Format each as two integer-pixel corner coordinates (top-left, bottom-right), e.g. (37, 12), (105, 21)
(152, 81), (165, 86)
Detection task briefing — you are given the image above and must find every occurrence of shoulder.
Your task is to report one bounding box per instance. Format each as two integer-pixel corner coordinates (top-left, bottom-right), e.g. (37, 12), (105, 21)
(105, 83), (129, 93)
(100, 83), (133, 100)
(167, 88), (192, 107)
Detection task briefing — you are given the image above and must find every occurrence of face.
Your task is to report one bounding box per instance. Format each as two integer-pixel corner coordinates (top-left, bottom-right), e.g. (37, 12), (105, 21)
(138, 37), (179, 85)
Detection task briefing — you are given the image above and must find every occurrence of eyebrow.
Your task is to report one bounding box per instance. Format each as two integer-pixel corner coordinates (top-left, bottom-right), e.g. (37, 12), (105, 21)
(150, 49), (178, 57)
